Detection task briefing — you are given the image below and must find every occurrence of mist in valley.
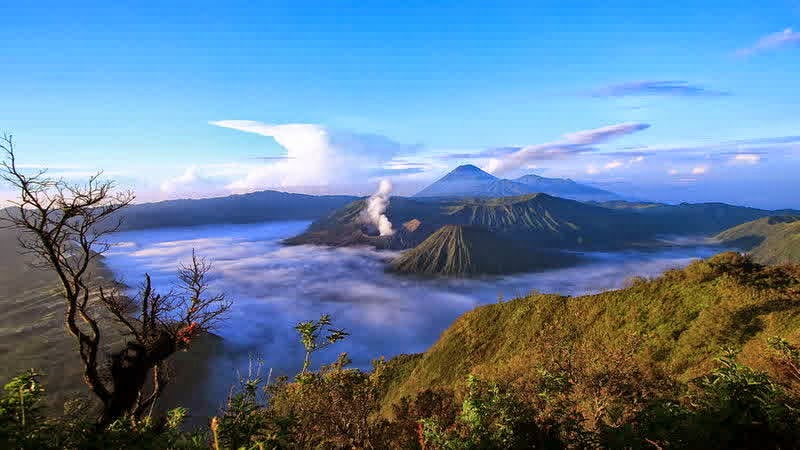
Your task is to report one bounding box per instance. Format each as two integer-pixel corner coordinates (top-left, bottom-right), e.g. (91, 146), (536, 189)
(102, 220), (728, 415)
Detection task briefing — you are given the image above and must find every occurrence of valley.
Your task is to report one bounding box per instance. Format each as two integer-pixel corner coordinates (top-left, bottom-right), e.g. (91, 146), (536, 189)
(100, 219), (728, 418)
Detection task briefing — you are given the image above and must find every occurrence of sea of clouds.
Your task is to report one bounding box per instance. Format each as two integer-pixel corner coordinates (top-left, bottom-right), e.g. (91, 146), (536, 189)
(104, 221), (725, 414)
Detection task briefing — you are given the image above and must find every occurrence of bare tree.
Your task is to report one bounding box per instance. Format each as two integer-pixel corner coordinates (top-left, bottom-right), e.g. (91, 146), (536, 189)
(0, 134), (231, 425)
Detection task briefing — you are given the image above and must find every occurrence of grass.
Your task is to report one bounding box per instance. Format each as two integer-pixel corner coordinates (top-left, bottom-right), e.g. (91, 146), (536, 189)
(382, 252), (800, 409)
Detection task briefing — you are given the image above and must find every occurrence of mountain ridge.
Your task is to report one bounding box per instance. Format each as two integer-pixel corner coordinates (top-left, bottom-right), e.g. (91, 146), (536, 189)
(114, 190), (359, 231)
(414, 164), (619, 201)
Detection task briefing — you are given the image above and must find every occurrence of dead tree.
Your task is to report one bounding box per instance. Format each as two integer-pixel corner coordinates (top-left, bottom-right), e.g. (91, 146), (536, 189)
(0, 134), (231, 426)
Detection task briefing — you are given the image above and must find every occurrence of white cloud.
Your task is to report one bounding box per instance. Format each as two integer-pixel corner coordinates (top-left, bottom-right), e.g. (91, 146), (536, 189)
(486, 122), (650, 175)
(666, 166), (709, 176)
(159, 165), (230, 198)
(604, 160), (623, 169)
(730, 153), (761, 164)
(190, 120), (419, 194)
(562, 122), (652, 145)
(737, 28), (800, 56)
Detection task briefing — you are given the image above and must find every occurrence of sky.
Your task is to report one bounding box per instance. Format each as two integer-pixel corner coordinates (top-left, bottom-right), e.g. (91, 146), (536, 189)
(1, 1), (799, 208)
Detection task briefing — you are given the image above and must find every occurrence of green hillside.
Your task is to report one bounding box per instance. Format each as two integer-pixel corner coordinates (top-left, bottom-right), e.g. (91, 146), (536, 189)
(716, 215), (800, 264)
(390, 225), (579, 276)
(383, 252), (800, 408)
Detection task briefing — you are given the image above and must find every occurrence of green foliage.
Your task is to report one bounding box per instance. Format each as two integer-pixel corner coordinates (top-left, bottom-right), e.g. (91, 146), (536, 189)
(294, 313), (349, 375)
(0, 369), (47, 447)
(420, 375), (579, 449)
(216, 361), (270, 449)
(605, 348), (800, 448)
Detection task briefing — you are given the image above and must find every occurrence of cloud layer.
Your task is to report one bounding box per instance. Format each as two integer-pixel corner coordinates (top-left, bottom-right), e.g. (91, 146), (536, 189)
(589, 80), (729, 97)
(104, 221), (726, 416)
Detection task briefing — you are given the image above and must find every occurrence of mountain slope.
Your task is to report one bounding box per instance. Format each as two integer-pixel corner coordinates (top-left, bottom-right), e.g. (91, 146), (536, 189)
(0, 228), (224, 415)
(116, 190), (358, 231)
(390, 225), (578, 276)
(633, 202), (800, 235)
(414, 165), (619, 201)
(286, 194), (642, 251)
(439, 193), (642, 247)
(716, 215), (800, 264)
(514, 173), (618, 201)
(383, 252), (800, 407)
(287, 194), (795, 252)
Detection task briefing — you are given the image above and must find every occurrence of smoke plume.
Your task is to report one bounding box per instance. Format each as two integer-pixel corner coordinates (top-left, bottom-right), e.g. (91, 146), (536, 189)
(364, 179), (394, 236)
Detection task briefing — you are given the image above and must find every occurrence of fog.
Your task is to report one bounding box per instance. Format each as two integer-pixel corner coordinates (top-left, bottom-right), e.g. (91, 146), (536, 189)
(104, 220), (726, 415)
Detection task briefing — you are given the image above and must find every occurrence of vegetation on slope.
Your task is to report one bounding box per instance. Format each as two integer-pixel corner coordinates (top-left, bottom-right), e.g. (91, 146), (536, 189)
(384, 252), (800, 409)
(717, 215), (800, 264)
(390, 225), (579, 276)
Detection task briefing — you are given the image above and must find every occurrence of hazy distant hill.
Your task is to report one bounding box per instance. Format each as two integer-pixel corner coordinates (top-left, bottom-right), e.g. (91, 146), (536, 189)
(616, 201), (800, 235)
(513, 173), (618, 201)
(413, 164), (619, 201)
(716, 215), (800, 264)
(390, 225), (579, 276)
(116, 190), (358, 230)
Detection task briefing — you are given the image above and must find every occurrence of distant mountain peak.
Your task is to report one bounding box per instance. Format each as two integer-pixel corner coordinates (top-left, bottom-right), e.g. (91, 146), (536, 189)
(414, 165), (620, 201)
(445, 164), (496, 179)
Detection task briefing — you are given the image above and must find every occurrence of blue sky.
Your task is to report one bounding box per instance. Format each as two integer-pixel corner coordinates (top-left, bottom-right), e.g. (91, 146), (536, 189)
(2, 1), (799, 208)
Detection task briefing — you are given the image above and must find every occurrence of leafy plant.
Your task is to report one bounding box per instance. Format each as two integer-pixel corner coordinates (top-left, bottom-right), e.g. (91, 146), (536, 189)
(294, 313), (349, 376)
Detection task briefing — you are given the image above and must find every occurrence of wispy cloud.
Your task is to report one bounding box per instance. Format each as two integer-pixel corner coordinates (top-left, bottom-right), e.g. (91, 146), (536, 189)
(562, 122), (651, 145)
(588, 80), (729, 97)
(737, 28), (800, 56)
(485, 122), (651, 175)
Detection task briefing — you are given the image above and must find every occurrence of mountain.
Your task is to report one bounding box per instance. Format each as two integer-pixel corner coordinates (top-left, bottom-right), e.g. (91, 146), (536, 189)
(285, 192), (800, 275)
(115, 190), (358, 231)
(716, 215), (800, 264)
(390, 225), (579, 276)
(413, 164), (619, 201)
(382, 252), (800, 409)
(514, 173), (619, 201)
(625, 202), (800, 235)
(283, 197), (443, 249)
(286, 193), (646, 252)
